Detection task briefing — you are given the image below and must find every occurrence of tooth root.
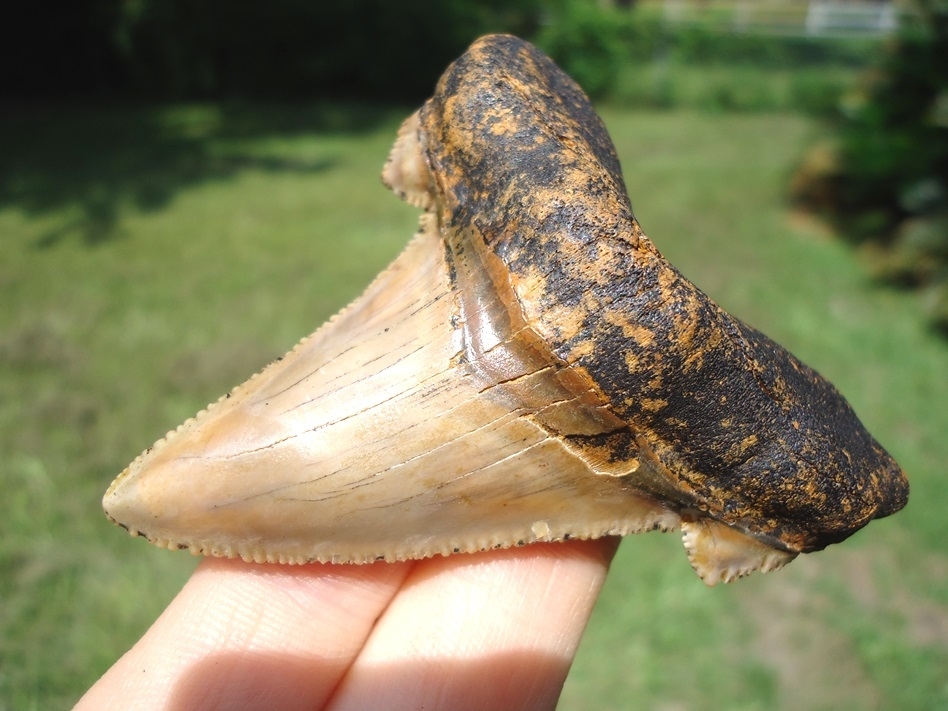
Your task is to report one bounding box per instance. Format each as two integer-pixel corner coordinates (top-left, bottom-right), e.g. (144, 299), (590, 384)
(681, 516), (797, 586)
(104, 221), (680, 565)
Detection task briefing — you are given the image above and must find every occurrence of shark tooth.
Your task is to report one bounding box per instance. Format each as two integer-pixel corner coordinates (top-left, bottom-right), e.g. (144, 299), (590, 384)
(104, 35), (908, 584)
(104, 220), (680, 564)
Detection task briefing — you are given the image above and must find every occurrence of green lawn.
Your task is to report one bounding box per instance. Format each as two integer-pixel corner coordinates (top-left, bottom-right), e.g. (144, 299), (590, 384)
(1, 103), (945, 710)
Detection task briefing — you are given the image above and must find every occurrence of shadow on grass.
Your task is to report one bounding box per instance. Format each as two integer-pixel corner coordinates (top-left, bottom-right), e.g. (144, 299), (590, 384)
(0, 101), (401, 248)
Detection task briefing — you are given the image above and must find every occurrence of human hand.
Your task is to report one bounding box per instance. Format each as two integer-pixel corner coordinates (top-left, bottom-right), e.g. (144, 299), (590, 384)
(76, 538), (618, 711)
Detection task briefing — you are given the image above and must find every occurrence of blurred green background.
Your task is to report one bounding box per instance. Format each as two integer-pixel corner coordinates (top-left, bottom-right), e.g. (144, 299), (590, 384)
(2, 1), (946, 708)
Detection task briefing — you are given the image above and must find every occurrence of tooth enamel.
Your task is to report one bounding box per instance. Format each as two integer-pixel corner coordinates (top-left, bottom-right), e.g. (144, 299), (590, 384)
(681, 516), (797, 586)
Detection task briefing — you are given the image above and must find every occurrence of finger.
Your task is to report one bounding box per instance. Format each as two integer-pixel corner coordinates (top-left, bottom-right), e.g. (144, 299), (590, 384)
(325, 537), (620, 711)
(75, 556), (413, 711)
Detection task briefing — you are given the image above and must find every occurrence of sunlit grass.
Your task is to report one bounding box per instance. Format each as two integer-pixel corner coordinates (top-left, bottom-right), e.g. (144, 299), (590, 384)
(613, 60), (857, 115)
(1, 103), (945, 709)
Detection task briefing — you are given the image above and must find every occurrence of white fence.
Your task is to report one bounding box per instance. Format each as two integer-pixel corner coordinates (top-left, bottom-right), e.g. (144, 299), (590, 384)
(804, 1), (900, 36)
(660, 0), (910, 37)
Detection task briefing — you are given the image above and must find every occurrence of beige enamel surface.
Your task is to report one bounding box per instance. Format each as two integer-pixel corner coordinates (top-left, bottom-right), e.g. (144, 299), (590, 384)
(104, 224), (681, 565)
(681, 517), (797, 585)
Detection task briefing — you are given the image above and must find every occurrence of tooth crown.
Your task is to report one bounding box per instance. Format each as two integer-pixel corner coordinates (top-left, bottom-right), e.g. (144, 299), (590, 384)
(105, 34), (908, 584)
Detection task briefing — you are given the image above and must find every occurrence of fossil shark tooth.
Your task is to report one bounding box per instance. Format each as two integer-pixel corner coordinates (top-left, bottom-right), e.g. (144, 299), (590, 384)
(104, 35), (908, 584)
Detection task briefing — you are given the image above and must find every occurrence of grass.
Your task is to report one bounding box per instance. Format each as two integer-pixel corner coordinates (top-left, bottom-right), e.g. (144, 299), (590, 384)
(1, 101), (945, 710)
(612, 60), (857, 115)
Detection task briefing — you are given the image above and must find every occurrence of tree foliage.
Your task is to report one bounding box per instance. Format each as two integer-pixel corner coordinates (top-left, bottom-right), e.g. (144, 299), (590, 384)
(3, 0), (544, 102)
(534, 1), (628, 99)
(792, 1), (948, 332)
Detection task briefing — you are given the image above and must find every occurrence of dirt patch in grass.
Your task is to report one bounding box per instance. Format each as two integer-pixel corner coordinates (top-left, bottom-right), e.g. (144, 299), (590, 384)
(740, 543), (948, 710)
(162, 338), (282, 398)
(740, 562), (884, 711)
(838, 546), (948, 650)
